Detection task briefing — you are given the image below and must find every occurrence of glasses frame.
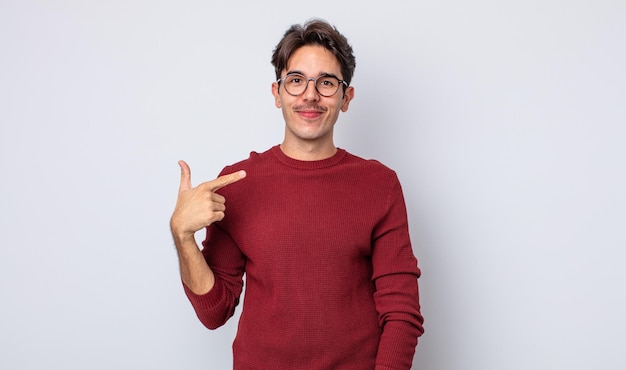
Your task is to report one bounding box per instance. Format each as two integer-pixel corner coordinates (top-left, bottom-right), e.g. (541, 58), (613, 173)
(277, 73), (348, 97)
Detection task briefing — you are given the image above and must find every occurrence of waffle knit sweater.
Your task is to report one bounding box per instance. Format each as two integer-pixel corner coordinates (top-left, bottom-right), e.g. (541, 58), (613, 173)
(184, 146), (424, 370)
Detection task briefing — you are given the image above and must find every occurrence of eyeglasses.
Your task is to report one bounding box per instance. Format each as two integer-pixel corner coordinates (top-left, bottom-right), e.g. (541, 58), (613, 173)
(277, 73), (348, 97)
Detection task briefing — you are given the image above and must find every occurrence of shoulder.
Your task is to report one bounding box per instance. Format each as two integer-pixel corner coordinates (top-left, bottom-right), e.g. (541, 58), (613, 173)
(219, 146), (275, 175)
(342, 150), (400, 182)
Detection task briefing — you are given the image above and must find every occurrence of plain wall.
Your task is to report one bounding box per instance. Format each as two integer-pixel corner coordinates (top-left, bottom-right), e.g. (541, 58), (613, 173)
(1, 1), (624, 369)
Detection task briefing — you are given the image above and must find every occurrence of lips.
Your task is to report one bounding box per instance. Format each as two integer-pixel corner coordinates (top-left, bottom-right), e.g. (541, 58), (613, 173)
(297, 110), (323, 119)
(294, 105), (326, 119)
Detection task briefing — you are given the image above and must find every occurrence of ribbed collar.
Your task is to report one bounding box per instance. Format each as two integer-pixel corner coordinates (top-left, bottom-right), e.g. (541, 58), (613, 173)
(270, 145), (348, 169)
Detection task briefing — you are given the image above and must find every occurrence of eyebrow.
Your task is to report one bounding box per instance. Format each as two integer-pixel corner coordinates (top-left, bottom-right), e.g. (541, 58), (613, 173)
(286, 70), (342, 80)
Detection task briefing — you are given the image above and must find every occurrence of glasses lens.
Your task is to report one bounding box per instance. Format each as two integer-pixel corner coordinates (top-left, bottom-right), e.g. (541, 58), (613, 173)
(316, 76), (340, 97)
(283, 74), (306, 96)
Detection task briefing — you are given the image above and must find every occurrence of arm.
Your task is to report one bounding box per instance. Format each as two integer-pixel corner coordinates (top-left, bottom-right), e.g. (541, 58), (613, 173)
(171, 230), (215, 295)
(170, 160), (246, 308)
(372, 179), (424, 370)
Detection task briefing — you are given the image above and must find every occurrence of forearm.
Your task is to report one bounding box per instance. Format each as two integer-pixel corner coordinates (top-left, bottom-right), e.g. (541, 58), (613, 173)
(172, 232), (215, 295)
(176, 226), (245, 330)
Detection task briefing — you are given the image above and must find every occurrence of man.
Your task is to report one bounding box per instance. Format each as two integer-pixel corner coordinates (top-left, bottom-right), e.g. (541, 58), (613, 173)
(170, 19), (424, 370)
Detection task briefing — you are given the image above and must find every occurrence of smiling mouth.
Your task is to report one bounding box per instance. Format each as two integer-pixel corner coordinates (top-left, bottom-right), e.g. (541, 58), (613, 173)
(294, 105), (326, 119)
(297, 110), (323, 119)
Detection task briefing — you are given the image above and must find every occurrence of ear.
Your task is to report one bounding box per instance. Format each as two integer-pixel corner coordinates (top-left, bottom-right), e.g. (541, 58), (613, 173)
(271, 82), (281, 108)
(340, 86), (355, 112)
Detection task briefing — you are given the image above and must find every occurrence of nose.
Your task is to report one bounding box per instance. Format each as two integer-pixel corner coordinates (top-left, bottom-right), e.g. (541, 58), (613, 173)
(302, 78), (320, 101)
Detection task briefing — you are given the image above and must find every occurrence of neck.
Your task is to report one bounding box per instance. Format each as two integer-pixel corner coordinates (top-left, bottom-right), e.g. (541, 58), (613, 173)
(279, 141), (337, 161)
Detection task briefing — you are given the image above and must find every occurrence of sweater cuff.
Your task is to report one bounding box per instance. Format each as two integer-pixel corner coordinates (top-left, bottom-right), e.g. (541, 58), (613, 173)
(375, 320), (419, 370)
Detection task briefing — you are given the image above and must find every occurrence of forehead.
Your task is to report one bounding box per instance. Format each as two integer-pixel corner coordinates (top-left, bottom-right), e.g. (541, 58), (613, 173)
(285, 44), (342, 77)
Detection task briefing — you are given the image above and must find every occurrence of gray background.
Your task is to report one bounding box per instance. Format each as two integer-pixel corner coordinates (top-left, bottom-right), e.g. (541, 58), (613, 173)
(1, 1), (624, 369)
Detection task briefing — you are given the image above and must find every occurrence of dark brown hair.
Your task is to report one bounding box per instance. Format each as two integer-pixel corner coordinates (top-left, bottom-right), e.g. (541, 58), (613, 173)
(271, 19), (356, 86)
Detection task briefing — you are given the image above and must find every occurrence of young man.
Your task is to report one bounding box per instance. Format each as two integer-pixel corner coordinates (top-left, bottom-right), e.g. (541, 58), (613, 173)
(170, 20), (424, 370)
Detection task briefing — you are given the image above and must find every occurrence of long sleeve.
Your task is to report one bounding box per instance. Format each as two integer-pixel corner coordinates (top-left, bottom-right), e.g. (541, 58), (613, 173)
(372, 179), (424, 369)
(183, 223), (246, 330)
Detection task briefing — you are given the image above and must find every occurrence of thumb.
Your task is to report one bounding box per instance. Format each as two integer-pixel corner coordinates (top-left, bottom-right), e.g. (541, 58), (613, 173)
(178, 160), (192, 191)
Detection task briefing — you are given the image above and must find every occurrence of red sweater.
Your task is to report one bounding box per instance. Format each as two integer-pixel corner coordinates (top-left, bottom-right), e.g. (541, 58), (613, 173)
(184, 146), (424, 370)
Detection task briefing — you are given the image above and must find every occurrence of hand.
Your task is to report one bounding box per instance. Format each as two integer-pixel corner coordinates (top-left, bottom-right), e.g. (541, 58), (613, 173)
(170, 160), (246, 242)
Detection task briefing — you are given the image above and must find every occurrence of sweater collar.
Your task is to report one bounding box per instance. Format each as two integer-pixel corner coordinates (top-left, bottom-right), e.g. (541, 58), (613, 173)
(270, 145), (347, 169)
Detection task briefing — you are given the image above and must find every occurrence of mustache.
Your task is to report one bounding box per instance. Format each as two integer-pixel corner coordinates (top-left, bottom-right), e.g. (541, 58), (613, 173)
(293, 104), (327, 112)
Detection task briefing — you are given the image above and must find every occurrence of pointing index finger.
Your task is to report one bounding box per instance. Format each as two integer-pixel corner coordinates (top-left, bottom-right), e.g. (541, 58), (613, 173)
(209, 170), (247, 191)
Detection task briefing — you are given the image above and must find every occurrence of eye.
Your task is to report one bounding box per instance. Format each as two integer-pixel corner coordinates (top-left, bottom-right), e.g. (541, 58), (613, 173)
(318, 77), (337, 87)
(286, 75), (304, 85)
